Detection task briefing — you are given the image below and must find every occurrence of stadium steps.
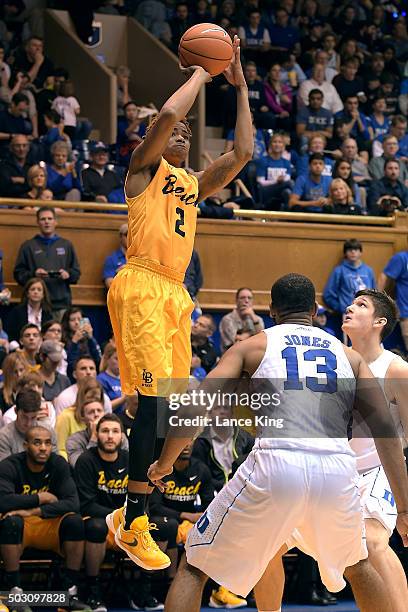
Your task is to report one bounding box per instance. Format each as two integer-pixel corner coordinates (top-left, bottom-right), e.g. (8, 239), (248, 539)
(204, 127), (225, 161)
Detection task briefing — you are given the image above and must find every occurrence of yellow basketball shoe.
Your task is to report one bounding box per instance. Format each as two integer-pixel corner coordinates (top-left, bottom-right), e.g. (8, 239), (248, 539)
(114, 514), (171, 570)
(105, 506), (124, 535)
(106, 505), (154, 535)
(209, 586), (247, 609)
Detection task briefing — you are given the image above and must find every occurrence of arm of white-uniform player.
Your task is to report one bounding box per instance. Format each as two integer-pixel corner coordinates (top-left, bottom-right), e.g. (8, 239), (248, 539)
(386, 359), (408, 446)
(147, 343), (246, 489)
(346, 346), (408, 530)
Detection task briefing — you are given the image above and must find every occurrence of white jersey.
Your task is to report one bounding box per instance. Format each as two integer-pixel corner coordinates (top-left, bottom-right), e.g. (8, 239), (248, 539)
(350, 349), (406, 473)
(252, 324), (355, 454)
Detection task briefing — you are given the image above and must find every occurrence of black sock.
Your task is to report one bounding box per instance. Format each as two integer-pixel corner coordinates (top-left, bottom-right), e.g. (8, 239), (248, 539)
(63, 568), (81, 588)
(125, 492), (146, 528)
(86, 575), (99, 587)
(5, 570), (20, 589)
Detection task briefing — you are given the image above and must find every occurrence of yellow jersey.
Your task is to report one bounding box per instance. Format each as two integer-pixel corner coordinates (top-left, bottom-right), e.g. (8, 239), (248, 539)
(126, 157), (199, 276)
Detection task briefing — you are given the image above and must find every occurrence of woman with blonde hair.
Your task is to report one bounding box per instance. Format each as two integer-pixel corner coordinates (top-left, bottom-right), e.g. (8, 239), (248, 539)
(0, 352), (27, 412)
(323, 178), (361, 215)
(55, 378), (104, 459)
(25, 165), (53, 201)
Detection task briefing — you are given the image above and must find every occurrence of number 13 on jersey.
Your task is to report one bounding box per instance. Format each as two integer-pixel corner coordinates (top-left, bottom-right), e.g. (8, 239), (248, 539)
(282, 347), (338, 393)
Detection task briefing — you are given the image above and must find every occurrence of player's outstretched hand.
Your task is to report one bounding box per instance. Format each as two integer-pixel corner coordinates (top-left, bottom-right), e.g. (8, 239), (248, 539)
(147, 460), (173, 492)
(178, 63), (212, 83)
(223, 36), (246, 88)
(396, 512), (408, 546)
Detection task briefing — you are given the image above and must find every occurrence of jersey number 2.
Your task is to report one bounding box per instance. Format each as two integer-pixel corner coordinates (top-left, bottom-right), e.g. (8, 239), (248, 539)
(175, 207), (185, 237)
(282, 347), (337, 393)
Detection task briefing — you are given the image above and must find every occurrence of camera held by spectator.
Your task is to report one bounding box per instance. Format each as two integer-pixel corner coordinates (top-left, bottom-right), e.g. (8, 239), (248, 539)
(378, 195), (404, 215)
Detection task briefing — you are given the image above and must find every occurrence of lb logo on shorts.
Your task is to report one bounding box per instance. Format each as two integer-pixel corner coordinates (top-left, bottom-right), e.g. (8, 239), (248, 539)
(196, 512), (209, 534)
(142, 369), (153, 387)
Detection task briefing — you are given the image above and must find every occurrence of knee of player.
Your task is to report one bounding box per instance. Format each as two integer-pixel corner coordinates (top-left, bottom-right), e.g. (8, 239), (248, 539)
(0, 515), (24, 542)
(84, 517), (108, 543)
(366, 528), (389, 557)
(60, 513), (85, 541)
(344, 557), (371, 583)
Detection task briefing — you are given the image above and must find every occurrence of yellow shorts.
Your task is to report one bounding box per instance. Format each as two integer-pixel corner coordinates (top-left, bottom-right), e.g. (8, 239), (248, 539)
(22, 515), (68, 555)
(107, 258), (194, 396)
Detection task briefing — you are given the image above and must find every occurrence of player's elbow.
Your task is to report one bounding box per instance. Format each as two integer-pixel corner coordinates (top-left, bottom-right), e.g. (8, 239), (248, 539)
(235, 145), (253, 163)
(159, 106), (178, 123)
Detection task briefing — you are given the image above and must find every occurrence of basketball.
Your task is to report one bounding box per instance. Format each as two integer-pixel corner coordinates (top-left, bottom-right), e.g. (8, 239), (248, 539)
(179, 23), (233, 77)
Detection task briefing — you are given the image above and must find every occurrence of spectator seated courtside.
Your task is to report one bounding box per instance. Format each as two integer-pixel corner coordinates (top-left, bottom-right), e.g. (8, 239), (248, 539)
(6, 277), (53, 343)
(61, 308), (101, 381)
(81, 142), (124, 205)
(0, 425), (87, 610)
(219, 287), (264, 353)
(54, 356), (112, 416)
(0, 389), (57, 461)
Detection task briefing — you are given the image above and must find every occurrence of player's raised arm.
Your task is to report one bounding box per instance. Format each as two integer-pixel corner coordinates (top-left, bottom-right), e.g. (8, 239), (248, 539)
(197, 37), (253, 201)
(128, 66), (211, 177)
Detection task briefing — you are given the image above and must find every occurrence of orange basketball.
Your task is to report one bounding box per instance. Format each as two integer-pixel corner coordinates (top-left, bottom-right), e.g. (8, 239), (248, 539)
(179, 23), (233, 77)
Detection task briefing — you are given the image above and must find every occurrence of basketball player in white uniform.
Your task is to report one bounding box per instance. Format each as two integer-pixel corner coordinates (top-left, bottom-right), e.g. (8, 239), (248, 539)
(249, 288), (408, 612)
(148, 274), (408, 612)
(344, 289), (408, 611)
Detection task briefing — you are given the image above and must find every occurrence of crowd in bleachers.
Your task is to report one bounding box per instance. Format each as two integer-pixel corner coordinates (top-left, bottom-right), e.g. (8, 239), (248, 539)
(0, 1), (407, 215)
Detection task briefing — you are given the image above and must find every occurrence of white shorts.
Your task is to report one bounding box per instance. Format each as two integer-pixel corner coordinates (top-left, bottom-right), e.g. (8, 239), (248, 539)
(186, 448), (367, 597)
(358, 465), (397, 537)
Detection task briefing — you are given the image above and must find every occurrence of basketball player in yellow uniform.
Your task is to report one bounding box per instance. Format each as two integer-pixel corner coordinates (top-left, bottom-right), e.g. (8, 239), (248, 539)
(106, 37), (253, 571)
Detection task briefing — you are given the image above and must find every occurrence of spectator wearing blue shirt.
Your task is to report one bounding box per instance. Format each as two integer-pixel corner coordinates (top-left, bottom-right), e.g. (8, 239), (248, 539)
(46, 141), (81, 201)
(97, 344), (124, 413)
(40, 110), (69, 162)
(373, 115), (408, 160)
(323, 239), (376, 316)
(296, 89), (333, 146)
(103, 224), (127, 290)
(368, 97), (390, 140)
(289, 153), (332, 212)
(281, 53), (306, 90)
(334, 96), (372, 148)
(117, 102), (147, 167)
(238, 10), (271, 69)
(295, 135), (334, 178)
(379, 248), (408, 352)
(367, 159), (408, 215)
(0, 93), (32, 158)
(269, 8), (300, 55)
(255, 133), (293, 210)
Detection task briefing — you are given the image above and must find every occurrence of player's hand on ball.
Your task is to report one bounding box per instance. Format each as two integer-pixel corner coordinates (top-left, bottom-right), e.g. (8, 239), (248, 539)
(178, 63), (212, 83)
(147, 460), (173, 492)
(396, 512), (408, 546)
(223, 36), (246, 88)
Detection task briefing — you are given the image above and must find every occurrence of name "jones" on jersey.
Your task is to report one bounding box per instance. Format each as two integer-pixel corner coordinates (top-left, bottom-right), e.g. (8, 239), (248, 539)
(284, 334), (331, 349)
